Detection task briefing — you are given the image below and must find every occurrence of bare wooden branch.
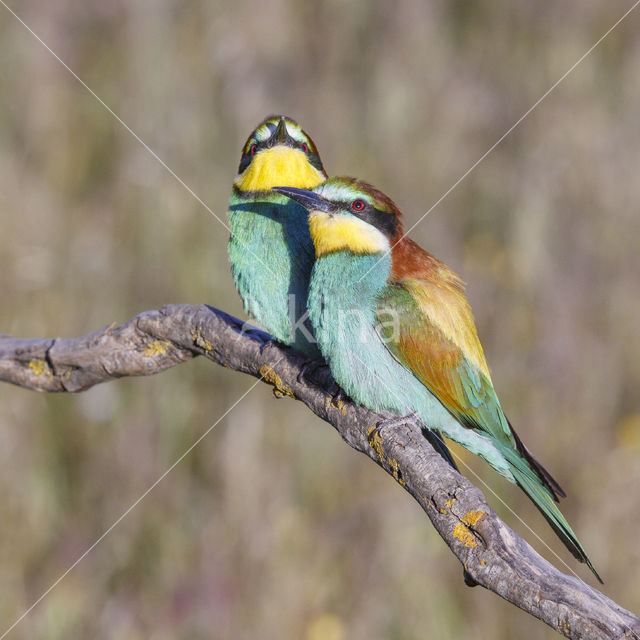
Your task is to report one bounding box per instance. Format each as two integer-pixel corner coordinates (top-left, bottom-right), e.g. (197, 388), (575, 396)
(0, 303), (638, 639)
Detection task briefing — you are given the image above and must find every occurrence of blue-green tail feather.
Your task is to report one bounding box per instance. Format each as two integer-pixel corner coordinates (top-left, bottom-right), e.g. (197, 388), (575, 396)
(499, 444), (602, 583)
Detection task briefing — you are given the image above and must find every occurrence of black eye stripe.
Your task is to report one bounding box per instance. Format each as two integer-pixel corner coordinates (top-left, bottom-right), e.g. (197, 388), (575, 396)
(339, 200), (397, 239)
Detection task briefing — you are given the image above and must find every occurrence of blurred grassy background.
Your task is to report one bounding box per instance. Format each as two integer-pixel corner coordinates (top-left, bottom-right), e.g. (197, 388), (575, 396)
(0, 1), (639, 638)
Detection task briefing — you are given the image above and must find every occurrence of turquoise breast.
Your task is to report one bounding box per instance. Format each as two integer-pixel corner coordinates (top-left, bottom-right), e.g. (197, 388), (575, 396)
(228, 192), (320, 358)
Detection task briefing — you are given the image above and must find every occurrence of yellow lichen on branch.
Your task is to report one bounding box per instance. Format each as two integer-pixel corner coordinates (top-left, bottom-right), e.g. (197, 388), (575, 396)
(28, 359), (52, 379)
(388, 457), (406, 486)
(462, 510), (484, 527)
(452, 510), (484, 548)
(440, 497), (457, 514)
(259, 365), (295, 398)
(366, 425), (385, 462)
(192, 329), (214, 352)
(325, 394), (347, 415)
(452, 523), (477, 548)
(142, 340), (170, 357)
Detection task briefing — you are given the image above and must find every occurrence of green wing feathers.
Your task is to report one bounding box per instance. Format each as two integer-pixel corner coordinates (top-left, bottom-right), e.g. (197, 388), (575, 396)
(375, 276), (601, 581)
(375, 278), (513, 444)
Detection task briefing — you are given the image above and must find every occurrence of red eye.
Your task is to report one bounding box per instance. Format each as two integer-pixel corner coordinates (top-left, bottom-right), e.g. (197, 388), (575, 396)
(250, 144), (257, 155)
(351, 199), (366, 212)
(301, 142), (309, 154)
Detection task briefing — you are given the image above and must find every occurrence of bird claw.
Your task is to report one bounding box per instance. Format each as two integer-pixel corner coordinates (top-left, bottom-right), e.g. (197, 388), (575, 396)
(372, 412), (418, 439)
(297, 359), (329, 384)
(324, 386), (349, 413)
(331, 387), (347, 406)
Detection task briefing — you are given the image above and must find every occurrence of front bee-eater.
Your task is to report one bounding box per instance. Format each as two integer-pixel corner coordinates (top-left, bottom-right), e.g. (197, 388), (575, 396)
(228, 115), (327, 357)
(273, 178), (601, 582)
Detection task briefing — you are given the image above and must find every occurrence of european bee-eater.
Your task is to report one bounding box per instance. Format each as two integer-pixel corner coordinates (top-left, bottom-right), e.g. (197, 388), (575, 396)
(273, 178), (601, 582)
(228, 115), (327, 357)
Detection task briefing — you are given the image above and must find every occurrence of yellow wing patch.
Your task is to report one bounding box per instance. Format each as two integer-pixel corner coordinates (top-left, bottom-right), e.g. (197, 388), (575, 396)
(401, 278), (491, 381)
(235, 146), (325, 191)
(309, 211), (389, 257)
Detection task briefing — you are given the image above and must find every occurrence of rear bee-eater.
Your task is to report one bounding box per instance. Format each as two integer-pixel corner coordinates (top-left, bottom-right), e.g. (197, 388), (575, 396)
(228, 115), (327, 357)
(273, 178), (601, 582)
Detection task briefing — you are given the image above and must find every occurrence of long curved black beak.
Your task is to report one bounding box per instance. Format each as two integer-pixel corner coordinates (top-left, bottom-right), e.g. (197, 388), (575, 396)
(272, 186), (334, 214)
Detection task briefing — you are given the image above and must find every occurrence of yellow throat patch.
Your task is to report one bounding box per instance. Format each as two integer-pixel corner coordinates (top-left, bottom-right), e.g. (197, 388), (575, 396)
(309, 211), (389, 257)
(235, 146), (325, 192)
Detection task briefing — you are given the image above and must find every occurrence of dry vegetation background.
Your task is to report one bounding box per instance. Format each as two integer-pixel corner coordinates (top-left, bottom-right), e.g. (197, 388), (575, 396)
(0, 1), (639, 638)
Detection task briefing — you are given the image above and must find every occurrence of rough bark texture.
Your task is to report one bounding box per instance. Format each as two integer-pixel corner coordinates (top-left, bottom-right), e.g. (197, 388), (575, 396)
(0, 303), (638, 639)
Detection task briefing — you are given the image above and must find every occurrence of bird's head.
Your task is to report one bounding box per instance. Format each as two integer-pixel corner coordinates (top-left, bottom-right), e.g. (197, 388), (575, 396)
(234, 115), (327, 193)
(273, 177), (401, 257)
